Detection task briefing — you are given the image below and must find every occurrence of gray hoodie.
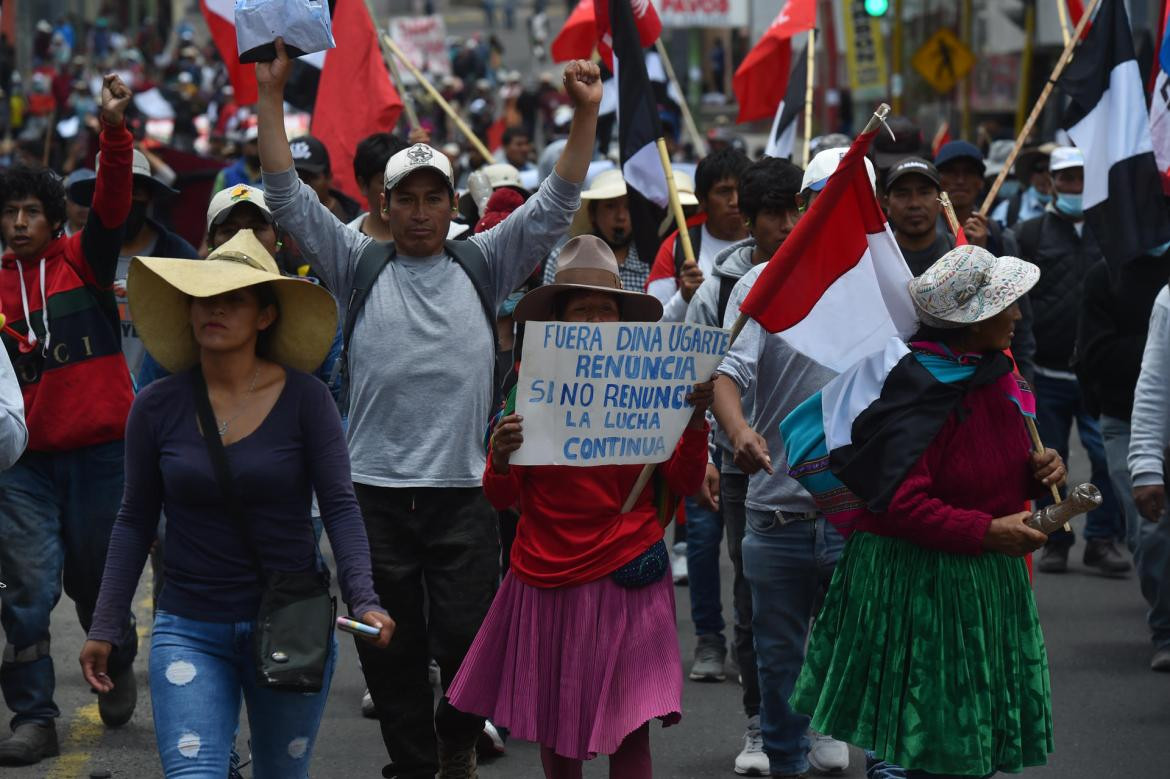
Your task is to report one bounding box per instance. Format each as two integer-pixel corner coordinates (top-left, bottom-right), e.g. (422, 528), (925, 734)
(687, 239), (758, 474)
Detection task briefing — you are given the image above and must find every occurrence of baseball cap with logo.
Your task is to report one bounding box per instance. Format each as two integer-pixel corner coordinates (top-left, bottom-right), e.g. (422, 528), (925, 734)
(885, 157), (941, 190)
(383, 144), (455, 192)
(289, 135), (330, 175)
(206, 184), (274, 235)
(801, 147), (878, 193)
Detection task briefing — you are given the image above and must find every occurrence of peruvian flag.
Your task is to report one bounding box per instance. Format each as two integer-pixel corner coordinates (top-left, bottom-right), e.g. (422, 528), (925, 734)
(593, 0), (661, 69)
(732, 0), (815, 123)
(201, 0), (258, 105)
(552, 0), (598, 62)
(738, 126), (917, 372)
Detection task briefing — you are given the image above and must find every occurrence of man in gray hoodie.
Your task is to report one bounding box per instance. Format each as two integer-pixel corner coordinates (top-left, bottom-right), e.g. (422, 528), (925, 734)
(687, 156), (804, 776)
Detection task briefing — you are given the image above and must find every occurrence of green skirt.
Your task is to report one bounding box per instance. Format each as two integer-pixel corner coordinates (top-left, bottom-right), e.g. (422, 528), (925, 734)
(790, 532), (1053, 776)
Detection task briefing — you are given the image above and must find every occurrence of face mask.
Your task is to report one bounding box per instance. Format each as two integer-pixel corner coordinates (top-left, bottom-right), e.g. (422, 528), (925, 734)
(124, 201), (149, 238)
(498, 290), (524, 317)
(1029, 186), (1052, 206)
(1054, 192), (1083, 218)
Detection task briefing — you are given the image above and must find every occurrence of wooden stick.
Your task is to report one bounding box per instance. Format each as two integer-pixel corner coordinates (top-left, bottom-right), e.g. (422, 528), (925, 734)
(939, 191), (963, 238)
(802, 29), (816, 166)
(654, 39), (707, 157)
(380, 33), (493, 161)
(978, 0), (1101, 216)
(1056, 0), (1072, 47)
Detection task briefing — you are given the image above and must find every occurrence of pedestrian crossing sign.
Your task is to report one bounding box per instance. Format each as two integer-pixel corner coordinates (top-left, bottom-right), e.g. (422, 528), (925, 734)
(912, 28), (975, 94)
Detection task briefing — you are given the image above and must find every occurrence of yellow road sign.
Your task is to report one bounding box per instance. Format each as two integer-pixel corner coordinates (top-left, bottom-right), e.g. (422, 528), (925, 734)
(912, 28), (975, 94)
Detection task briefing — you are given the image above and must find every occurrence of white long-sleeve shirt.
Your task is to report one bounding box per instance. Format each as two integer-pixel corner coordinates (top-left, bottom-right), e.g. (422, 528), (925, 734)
(1129, 285), (1170, 487)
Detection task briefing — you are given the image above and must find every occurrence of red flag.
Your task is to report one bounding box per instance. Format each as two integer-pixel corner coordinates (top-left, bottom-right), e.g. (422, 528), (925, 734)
(552, 0), (597, 62)
(930, 121), (952, 157)
(201, 0), (258, 105)
(593, 0), (661, 69)
(738, 127), (916, 371)
(311, 0), (403, 202)
(732, 0), (816, 123)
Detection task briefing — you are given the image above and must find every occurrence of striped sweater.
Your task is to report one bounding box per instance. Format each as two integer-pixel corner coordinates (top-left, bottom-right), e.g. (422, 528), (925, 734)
(0, 121), (135, 452)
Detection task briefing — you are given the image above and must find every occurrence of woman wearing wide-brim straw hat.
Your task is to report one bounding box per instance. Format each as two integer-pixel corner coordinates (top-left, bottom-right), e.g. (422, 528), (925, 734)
(447, 235), (712, 778)
(785, 245), (1066, 777)
(80, 230), (393, 778)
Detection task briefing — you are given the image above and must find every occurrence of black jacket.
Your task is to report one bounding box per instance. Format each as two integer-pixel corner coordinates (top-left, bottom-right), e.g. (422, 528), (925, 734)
(1075, 254), (1170, 421)
(1015, 211), (1103, 372)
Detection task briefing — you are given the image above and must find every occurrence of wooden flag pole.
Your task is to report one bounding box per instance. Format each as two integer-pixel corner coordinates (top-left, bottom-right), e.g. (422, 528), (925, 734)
(654, 39), (707, 157)
(619, 104), (893, 514)
(939, 191), (963, 237)
(802, 29), (816, 166)
(1056, 0), (1073, 46)
(381, 33), (494, 161)
(978, 0), (1101, 216)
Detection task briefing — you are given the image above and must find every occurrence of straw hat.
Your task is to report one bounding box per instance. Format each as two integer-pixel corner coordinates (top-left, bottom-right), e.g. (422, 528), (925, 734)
(513, 235), (662, 323)
(908, 244), (1039, 329)
(569, 169), (628, 237)
(127, 230), (338, 374)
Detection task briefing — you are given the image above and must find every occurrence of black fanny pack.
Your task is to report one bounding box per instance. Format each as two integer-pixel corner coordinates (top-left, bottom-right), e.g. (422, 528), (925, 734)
(192, 368), (335, 692)
(611, 539), (669, 588)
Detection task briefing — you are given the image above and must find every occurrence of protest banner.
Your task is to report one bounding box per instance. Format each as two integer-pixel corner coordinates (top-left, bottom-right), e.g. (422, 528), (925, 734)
(512, 322), (729, 467)
(659, 0), (747, 29)
(387, 15), (451, 77)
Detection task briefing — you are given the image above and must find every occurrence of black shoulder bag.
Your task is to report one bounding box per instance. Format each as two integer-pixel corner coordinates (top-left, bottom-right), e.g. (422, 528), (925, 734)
(192, 368), (336, 692)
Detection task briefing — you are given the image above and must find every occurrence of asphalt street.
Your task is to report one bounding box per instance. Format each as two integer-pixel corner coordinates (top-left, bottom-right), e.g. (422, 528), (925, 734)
(2, 443), (1168, 778)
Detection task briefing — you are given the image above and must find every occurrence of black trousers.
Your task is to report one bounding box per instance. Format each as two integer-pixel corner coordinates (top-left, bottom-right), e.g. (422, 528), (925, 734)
(353, 485), (500, 779)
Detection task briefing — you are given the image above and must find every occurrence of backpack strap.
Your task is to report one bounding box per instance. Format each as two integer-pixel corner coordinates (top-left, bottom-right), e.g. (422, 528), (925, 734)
(1006, 190), (1022, 227)
(716, 275), (737, 328)
(446, 239), (501, 355)
(330, 239), (392, 389)
(672, 224), (705, 277)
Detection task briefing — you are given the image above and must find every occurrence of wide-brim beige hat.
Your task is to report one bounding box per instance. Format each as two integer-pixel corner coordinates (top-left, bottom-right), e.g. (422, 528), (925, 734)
(514, 234), (662, 323)
(909, 244), (1039, 329)
(127, 230), (338, 374)
(569, 168), (629, 238)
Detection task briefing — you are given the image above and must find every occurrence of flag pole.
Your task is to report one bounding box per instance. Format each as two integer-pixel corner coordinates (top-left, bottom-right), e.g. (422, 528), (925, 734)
(978, 0), (1101, 216)
(619, 103), (893, 514)
(654, 39), (708, 157)
(380, 33), (494, 161)
(1056, 0), (1073, 46)
(801, 29), (816, 166)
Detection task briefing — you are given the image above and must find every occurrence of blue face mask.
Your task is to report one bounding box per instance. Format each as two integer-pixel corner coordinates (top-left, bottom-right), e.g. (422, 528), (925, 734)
(1054, 192), (1083, 218)
(1029, 186), (1052, 206)
(498, 290), (524, 317)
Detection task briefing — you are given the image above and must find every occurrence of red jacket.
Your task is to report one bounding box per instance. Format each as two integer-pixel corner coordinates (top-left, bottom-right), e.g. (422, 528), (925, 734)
(484, 426), (709, 588)
(0, 120), (135, 452)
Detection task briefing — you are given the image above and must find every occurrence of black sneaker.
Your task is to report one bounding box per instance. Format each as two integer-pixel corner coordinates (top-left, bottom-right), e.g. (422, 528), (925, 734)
(1036, 543), (1069, 574)
(0, 721), (59, 766)
(98, 665), (137, 727)
(1083, 538), (1132, 576)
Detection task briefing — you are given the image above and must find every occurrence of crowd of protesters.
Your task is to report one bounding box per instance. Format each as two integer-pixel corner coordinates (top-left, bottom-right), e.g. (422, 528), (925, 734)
(0, 9), (1166, 779)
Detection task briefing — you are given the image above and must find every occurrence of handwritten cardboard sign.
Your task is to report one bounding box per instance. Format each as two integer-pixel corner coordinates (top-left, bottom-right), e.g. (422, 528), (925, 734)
(512, 322), (729, 466)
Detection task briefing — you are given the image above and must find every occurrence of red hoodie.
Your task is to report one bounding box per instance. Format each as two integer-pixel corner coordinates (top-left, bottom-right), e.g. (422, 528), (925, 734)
(0, 120), (135, 452)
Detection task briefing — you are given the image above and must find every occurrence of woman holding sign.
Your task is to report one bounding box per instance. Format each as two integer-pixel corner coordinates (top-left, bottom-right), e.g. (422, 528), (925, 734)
(447, 235), (712, 778)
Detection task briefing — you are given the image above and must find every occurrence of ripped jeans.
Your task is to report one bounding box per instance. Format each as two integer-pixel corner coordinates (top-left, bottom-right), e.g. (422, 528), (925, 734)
(149, 611), (337, 778)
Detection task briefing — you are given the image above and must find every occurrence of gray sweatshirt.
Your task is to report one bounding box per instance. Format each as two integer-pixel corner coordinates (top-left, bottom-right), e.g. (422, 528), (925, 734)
(716, 262), (837, 513)
(261, 166), (581, 488)
(687, 239), (757, 474)
(1129, 285), (1170, 488)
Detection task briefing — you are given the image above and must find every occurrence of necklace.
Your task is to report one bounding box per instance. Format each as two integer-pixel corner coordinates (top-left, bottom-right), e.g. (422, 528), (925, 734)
(216, 366), (261, 436)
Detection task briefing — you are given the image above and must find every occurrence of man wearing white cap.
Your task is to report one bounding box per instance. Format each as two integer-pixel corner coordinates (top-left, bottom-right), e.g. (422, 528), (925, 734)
(1015, 146), (1130, 576)
(256, 39), (602, 778)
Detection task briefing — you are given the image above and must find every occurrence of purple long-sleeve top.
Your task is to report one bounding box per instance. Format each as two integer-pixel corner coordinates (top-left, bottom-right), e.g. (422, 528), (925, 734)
(89, 367), (384, 645)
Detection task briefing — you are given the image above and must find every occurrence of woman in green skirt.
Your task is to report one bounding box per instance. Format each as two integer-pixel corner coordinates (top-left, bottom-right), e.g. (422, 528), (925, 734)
(783, 245), (1064, 777)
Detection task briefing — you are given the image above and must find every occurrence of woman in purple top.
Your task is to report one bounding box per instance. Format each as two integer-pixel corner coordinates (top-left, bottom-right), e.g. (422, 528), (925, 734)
(80, 229), (392, 778)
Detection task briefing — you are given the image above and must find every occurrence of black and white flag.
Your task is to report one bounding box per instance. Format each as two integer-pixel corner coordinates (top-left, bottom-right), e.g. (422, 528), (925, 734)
(1059, 0), (1170, 265)
(764, 42), (807, 160)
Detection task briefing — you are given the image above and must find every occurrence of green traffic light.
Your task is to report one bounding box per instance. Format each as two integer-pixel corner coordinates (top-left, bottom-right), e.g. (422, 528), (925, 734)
(864, 0), (889, 16)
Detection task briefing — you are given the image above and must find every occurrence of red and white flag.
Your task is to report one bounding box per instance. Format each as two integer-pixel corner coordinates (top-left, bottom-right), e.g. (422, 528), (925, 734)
(732, 0), (815, 123)
(552, 0), (598, 62)
(201, 0), (258, 105)
(738, 128), (917, 372)
(593, 0), (661, 69)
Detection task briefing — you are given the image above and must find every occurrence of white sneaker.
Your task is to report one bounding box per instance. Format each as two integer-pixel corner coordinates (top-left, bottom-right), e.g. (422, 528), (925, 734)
(671, 541), (688, 585)
(361, 688), (376, 718)
(807, 732), (849, 773)
(734, 715), (769, 776)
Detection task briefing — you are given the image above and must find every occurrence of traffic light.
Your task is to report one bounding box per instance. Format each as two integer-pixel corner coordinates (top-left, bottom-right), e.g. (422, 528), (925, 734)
(864, 0), (889, 16)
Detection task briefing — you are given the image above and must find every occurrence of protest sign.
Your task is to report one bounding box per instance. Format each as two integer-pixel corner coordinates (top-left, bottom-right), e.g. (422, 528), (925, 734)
(387, 15), (451, 78)
(660, 0), (747, 29)
(512, 322), (729, 467)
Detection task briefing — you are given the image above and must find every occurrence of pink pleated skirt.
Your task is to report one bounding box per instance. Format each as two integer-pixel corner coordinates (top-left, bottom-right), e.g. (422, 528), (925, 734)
(447, 570), (682, 761)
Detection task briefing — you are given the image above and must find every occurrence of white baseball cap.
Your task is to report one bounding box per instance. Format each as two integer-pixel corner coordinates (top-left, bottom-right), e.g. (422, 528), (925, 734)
(384, 143), (454, 192)
(480, 163), (524, 191)
(801, 147), (877, 193)
(206, 184), (273, 234)
(1049, 146), (1084, 172)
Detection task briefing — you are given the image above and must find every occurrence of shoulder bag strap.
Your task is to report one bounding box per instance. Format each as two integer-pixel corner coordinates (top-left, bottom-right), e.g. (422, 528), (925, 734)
(191, 367), (249, 529)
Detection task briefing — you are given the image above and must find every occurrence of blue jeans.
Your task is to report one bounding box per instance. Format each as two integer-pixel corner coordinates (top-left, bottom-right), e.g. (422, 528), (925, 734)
(866, 753), (995, 778)
(685, 494), (725, 640)
(0, 441), (137, 727)
(1100, 416), (1170, 649)
(149, 611), (337, 778)
(1033, 373), (1122, 544)
(743, 511), (844, 776)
